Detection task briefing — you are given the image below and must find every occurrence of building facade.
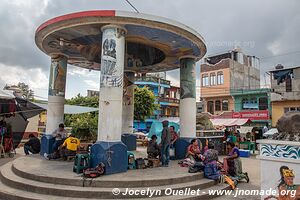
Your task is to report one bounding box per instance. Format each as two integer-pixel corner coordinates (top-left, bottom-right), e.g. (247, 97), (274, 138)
(134, 74), (180, 131)
(269, 65), (300, 126)
(200, 49), (261, 116)
(87, 90), (99, 97)
(231, 88), (272, 127)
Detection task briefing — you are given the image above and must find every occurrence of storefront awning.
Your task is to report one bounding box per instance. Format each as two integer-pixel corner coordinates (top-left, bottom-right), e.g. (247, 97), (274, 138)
(210, 118), (251, 126)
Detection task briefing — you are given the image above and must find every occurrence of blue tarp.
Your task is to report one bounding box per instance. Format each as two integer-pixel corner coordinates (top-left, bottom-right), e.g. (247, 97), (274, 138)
(273, 69), (293, 85)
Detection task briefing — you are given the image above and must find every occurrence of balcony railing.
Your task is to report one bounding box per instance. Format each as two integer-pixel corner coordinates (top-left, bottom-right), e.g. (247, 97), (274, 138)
(135, 76), (170, 85)
(270, 91), (300, 101)
(159, 97), (180, 104)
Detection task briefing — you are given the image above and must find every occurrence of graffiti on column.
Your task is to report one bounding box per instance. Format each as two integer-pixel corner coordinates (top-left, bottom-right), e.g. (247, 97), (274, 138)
(100, 27), (124, 88)
(49, 57), (67, 96)
(180, 59), (196, 99)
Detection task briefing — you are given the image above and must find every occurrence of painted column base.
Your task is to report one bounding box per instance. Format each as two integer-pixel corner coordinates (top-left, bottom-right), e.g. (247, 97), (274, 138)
(90, 141), (128, 175)
(174, 137), (194, 160)
(40, 135), (55, 156)
(121, 133), (137, 151)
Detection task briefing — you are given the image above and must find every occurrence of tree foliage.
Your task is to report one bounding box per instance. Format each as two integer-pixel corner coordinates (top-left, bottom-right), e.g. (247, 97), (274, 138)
(134, 87), (157, 121)
(64, 94), (99, 141)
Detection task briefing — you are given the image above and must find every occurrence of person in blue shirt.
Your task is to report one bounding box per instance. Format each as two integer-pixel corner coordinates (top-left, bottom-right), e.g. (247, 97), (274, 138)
(224, 141), (249, 182)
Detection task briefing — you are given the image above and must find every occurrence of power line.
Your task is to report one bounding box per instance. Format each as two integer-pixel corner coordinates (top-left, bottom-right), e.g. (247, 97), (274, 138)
(124, 0), (139, 13)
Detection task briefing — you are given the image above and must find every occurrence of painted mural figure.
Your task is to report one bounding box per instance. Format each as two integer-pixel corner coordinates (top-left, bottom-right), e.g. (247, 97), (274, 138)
(265, 166), (300, 200)
(103, 38), (116, 59)
(49, 59), (66, 96)
(54, 64), (66, 93)
(100, 28), (123, 88)
(180, 59), (196, 99)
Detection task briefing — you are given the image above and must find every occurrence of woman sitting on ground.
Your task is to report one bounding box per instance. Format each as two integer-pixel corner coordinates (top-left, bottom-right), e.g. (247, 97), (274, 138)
(147, 135), (160, 159)
(224, 141), (249, 182)
(202, 142), (220, 180)
(186, 139), (203, 162)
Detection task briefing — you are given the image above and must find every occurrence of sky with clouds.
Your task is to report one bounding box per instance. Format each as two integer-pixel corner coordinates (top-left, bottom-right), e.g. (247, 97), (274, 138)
(0, 0), (299, 100)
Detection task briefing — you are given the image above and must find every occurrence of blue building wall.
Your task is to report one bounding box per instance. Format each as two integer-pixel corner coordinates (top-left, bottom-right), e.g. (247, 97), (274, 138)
(134, 79), (171, 132)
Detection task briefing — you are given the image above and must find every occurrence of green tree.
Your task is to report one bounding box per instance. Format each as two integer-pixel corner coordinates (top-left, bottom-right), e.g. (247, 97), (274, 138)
(64, 94), (99, 141)
(134, 87), (158, 121)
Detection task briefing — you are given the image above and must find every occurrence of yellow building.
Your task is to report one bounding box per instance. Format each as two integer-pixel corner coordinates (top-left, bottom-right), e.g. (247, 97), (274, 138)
(269, 65), (300, 127)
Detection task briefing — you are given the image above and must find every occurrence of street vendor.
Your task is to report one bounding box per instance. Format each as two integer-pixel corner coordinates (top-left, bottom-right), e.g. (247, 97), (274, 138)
(186, 139), (203, 162)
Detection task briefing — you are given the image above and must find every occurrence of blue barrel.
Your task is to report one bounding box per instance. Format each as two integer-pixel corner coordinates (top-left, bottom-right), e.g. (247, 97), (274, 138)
(40, 134), (55, 155)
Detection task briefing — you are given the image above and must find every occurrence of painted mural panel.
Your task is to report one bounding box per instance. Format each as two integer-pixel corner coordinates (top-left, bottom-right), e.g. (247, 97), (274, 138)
(48, 56), (67, 96)
(261, 161), (300, 200)
(180, 58), (196, 99)
(261, 144), (300, 160)
(100, 27), (125, 88)
(123, 72), (135, 106)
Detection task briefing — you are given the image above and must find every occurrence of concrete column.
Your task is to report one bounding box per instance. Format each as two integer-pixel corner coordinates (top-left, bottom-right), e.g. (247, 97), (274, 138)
(91, 25), (128, 174)
(41, 55), (67, 155)
(122, 72), (135, 134)
(98, 25), (126, 141)
(46, 55), (68, 134)
(179, 57), (196, 138)
(175, 57), (197, 159)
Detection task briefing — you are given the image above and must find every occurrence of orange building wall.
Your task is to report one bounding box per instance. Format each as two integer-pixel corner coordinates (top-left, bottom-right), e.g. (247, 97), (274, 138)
(203, 96), (234, 114)
(200, 68), (231, 98)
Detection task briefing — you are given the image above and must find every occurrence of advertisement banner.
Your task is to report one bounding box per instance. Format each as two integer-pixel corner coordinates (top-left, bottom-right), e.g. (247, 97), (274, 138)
(232, 110), (269, 120)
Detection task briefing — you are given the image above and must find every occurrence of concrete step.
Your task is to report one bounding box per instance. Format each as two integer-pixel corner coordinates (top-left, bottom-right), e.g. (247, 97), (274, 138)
(12, 159), (204, 188)
(0, 179), (230, 200)
(1, 163), (217, 199)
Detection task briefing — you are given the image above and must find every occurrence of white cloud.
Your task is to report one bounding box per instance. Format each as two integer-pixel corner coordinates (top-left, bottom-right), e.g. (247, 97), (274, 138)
(67, 66), (99, 78)
(84, 80), (99, 91)
(0, 63), (49, 99)
(0, 64), (48, 88)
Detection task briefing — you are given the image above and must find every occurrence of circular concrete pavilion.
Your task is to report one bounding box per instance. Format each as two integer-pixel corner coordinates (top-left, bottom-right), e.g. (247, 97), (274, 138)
(35, 10), (206, 174)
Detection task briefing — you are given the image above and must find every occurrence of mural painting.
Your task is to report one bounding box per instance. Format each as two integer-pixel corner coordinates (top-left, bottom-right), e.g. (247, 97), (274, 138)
(264, 166), (300, 200)
(180, 58), (196, 99)
(48, 57), (67, 96)
(100, 28), (123, 88)
(123, 72), (135, 106)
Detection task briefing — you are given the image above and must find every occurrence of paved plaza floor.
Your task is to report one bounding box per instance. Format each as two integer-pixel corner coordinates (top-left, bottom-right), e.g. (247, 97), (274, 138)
(0, 147), (261, 199)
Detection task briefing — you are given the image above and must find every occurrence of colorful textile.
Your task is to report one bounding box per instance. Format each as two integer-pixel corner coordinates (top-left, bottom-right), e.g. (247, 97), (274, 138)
(204, 161), (220, 180)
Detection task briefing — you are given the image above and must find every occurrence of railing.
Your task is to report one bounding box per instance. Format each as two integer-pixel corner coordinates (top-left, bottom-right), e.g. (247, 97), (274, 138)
(159, 97), (180, 104)
(135, 76), (170, 85)
(270, 91), (300, 101)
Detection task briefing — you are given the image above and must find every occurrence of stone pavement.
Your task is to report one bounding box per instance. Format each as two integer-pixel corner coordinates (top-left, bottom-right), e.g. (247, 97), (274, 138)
(0, 148), (22, 167)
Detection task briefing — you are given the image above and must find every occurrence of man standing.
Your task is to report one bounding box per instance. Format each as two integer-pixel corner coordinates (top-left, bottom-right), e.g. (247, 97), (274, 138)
(24, 134), (40, 155)
(51, 123), (68, 152)
(161, 120), (171, 167)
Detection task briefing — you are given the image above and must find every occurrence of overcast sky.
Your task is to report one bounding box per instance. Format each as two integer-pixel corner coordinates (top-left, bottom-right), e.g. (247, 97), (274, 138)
(0, 0), (299, 100)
